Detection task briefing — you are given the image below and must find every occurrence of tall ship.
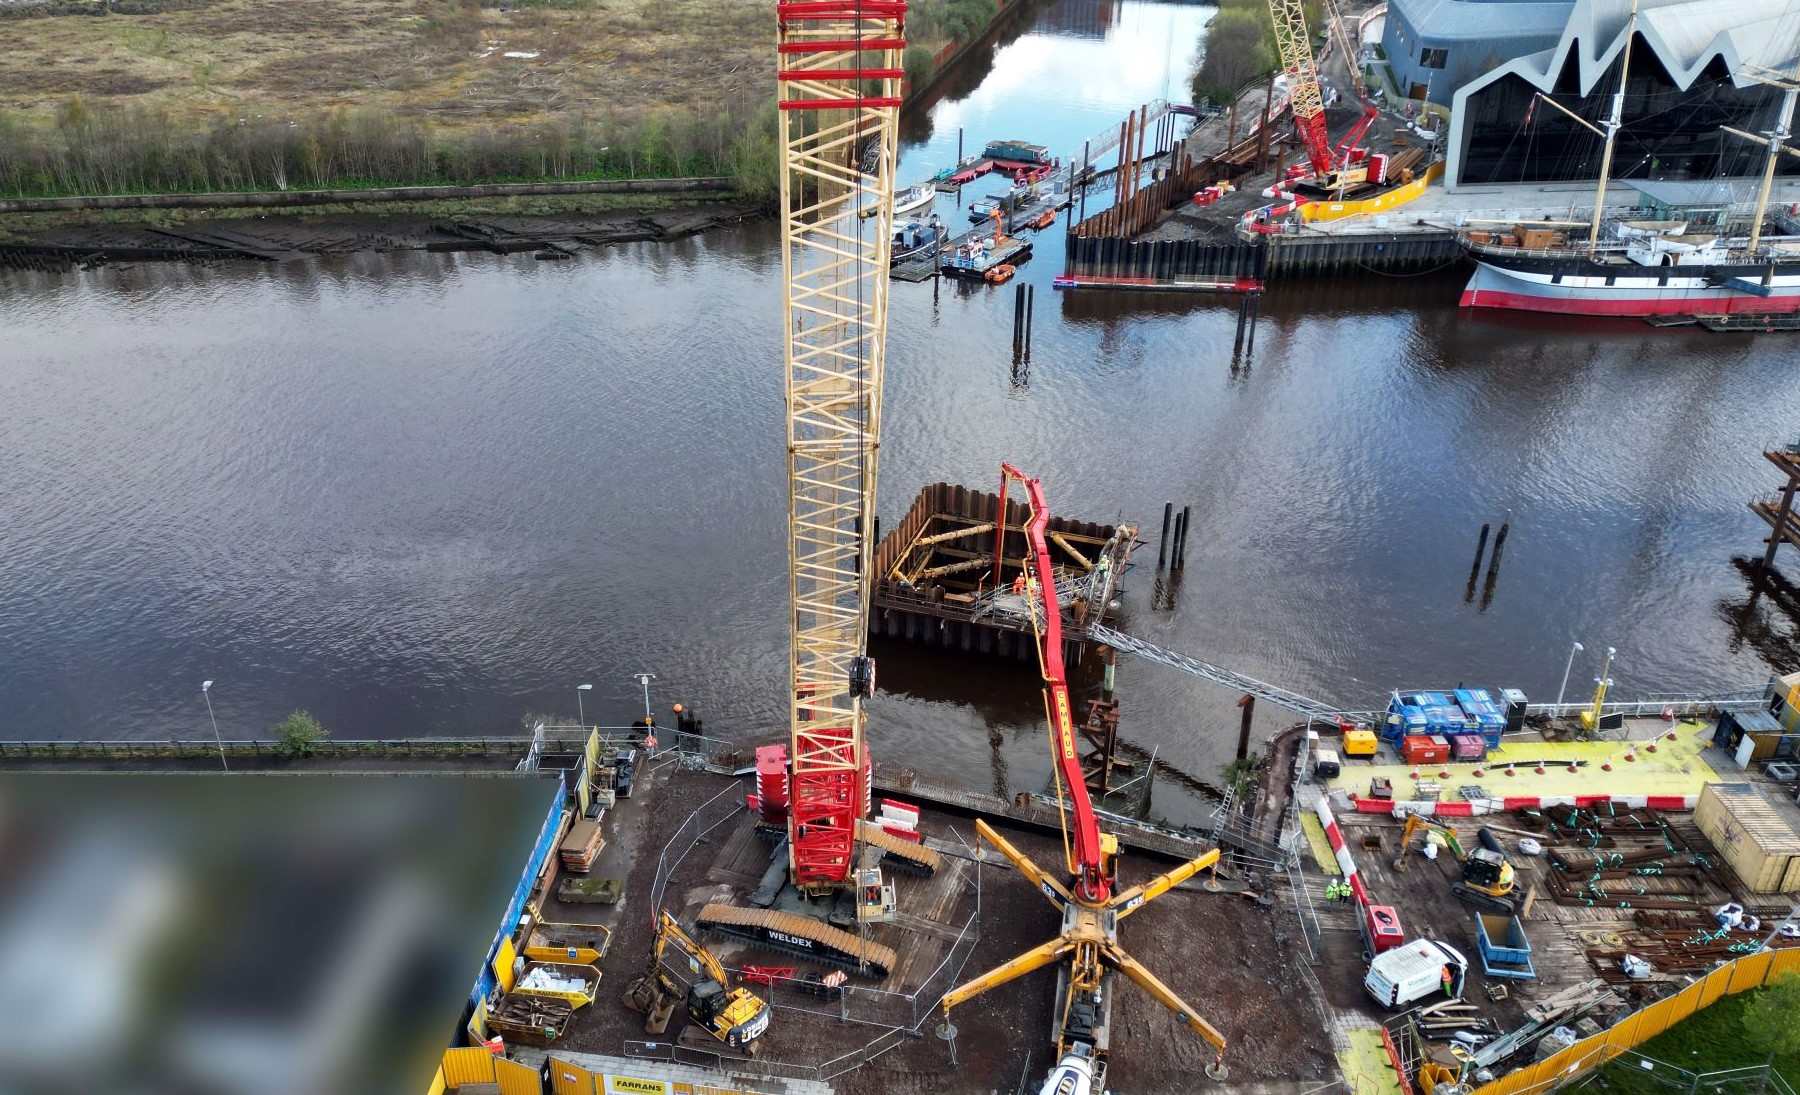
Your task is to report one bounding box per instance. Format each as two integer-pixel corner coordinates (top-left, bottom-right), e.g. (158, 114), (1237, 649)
(1458, 1), (1800, 319)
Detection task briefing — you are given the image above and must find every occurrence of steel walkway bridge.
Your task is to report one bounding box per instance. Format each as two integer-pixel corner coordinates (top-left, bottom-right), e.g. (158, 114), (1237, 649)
(1086, 624), (1769, 723)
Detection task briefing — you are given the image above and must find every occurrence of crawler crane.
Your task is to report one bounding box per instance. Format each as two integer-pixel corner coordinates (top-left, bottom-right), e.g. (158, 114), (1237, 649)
(939, 464), (1229, 1095)
(1267, 0), (1380, 193)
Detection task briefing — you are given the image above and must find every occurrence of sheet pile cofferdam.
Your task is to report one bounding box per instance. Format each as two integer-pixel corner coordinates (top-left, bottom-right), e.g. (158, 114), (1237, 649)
(697, 904), (899, 979)
(870, 481), (1136, 664)
(855, 818), (943, 876)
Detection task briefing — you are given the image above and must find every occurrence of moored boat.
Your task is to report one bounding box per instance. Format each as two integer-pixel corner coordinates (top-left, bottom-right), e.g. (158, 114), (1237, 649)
(1457, 0), (1800, 321)
(892, 216), (946, 265)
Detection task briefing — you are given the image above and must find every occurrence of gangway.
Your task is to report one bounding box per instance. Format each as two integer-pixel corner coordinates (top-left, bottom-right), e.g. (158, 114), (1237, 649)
(1087, 623), (1366, 722)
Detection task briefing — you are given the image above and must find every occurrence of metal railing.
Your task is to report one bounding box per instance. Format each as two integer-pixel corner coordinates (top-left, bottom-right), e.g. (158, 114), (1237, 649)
(638, 800), (985, 1084)
(0, 735), (540, 760)
(645, 782), (747, 923)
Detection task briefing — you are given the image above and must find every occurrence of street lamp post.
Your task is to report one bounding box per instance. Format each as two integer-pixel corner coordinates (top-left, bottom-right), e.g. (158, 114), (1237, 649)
(576, 683), (593, 728)
(634, 673), (656, 724)
(201, 680), (228, 772)
(1555, 641), (1585, 711)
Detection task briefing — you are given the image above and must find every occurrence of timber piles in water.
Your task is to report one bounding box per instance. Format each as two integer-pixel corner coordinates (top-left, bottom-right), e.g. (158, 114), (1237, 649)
(870, 481), (1136, 664)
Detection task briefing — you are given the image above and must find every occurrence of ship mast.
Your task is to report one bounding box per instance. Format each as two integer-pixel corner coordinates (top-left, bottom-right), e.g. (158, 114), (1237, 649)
(1723, 58), (1800, 257)
(1587, 0), (1641, 249)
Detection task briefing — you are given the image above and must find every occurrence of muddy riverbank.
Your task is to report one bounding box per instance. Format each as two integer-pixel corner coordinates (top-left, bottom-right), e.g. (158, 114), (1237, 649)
(0, 196), (760, 268)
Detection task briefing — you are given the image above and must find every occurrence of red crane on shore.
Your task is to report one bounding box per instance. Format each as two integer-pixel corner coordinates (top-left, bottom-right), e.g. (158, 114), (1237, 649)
(1267, 0), (1379, 192)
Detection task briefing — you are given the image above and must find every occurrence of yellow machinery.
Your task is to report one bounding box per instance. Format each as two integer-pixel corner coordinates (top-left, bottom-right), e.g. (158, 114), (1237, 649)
(624, 912), (771, 1053)
(1393, 815), (1517, 914)
(937, 466), (1230, 1095)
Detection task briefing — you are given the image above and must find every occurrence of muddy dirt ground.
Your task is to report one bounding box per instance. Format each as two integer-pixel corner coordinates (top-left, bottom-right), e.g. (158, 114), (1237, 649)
(0, 200), (756, 269)
(538, 762), (1334, 1095)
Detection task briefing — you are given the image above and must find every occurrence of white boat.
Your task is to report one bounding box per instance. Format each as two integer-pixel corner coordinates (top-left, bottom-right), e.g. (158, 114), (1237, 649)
(861, 184), (936, 219)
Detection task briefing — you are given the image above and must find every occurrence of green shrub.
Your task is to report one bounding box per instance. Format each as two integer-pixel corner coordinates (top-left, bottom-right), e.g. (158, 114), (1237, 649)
(273, 711), (329, 759)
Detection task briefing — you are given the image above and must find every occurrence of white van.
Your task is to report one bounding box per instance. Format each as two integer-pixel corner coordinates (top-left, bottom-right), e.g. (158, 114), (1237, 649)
(1364, 939), (1468, 1009)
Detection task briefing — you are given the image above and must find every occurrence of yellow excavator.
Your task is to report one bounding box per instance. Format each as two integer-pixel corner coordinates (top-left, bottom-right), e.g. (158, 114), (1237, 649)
(1393, 815), (1518, 915)
(623, 912), (771, 1053)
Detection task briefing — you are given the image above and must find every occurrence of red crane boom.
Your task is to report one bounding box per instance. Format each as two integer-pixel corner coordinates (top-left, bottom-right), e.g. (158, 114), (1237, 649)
(999, 462), (1111, 904)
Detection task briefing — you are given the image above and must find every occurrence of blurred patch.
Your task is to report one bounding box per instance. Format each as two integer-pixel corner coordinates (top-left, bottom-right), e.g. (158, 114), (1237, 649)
(0, 774), (561, 1095)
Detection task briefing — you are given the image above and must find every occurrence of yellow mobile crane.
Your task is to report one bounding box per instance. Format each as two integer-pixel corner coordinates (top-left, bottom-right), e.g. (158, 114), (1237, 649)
(624, 912), (771, 1052)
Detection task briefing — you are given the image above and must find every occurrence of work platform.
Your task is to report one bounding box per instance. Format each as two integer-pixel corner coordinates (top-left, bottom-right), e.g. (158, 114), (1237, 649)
(870, 481), (1136, 664)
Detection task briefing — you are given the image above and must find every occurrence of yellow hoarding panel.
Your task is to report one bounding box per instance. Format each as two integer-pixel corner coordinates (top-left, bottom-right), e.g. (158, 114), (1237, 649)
(441, 1047), (497, 1088)
(550, 1056), (598, 1095)
(494, 934), (518, 994)
(495, 1055), (542, 1095)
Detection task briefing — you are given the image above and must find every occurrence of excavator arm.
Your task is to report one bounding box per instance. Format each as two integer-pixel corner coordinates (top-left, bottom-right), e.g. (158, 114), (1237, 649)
(1104, 941), (1229, 1057)
(658, 912), (731, 986)
(1111, 846), (1220, 919)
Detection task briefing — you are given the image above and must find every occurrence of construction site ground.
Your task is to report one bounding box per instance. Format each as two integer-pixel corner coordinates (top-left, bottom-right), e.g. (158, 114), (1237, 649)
(1141, 104), (1430, 245)
(1321, 717), (1728, 804)
(1294, 722), (1800, 1095)
(523, 760), (1334, 1095)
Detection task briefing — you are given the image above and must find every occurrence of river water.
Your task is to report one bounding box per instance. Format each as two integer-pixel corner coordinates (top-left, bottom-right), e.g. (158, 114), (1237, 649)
(3, 0), (1797, 819)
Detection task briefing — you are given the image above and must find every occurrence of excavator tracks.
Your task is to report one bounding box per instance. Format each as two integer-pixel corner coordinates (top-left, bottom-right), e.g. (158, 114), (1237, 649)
(697, 903), (897, 979)
(1451, 883), (1518, 916)
(855, 819), (942, 876)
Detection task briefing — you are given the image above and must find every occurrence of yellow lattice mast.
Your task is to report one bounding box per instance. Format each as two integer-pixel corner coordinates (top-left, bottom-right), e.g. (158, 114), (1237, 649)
(776, 0), (906, 889)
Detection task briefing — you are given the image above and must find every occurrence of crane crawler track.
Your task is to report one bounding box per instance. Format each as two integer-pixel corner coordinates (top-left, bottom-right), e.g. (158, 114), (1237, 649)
(855, 819), (943, 876)
(698, 903), (897, 979)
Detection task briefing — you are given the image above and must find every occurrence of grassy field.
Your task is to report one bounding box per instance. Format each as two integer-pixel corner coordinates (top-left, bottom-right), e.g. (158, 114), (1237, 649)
(0, 0), (991, 196)
(0, 0), (771, 130)
(1571, 988), (1800, 1095)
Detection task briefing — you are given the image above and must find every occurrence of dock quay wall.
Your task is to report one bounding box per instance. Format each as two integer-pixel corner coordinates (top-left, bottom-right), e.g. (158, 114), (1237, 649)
(1263, 228), (1463, 276)
(1064, 226), (1463, 282)
(1065, 234), (1266, 282)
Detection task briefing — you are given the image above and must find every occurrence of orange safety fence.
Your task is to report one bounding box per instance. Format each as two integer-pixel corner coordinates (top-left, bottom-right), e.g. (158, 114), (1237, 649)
(1469, 948), (1800, 1095)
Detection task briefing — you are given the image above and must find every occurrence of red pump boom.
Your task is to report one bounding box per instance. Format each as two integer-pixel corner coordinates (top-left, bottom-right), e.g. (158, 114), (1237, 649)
(998, 462), (1111, 905)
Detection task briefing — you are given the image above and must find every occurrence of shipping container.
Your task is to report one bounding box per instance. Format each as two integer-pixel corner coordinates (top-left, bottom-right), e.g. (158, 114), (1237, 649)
(1695, 783), (1800, 894)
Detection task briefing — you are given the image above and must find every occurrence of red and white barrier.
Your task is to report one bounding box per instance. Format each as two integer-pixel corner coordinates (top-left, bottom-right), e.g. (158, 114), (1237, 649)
(1315, 798), (1370, 907)
(1350, 793), (1698, 817)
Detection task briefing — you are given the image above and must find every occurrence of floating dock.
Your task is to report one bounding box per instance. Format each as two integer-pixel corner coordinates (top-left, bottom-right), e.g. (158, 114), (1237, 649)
(870, 480), (1135, 663)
